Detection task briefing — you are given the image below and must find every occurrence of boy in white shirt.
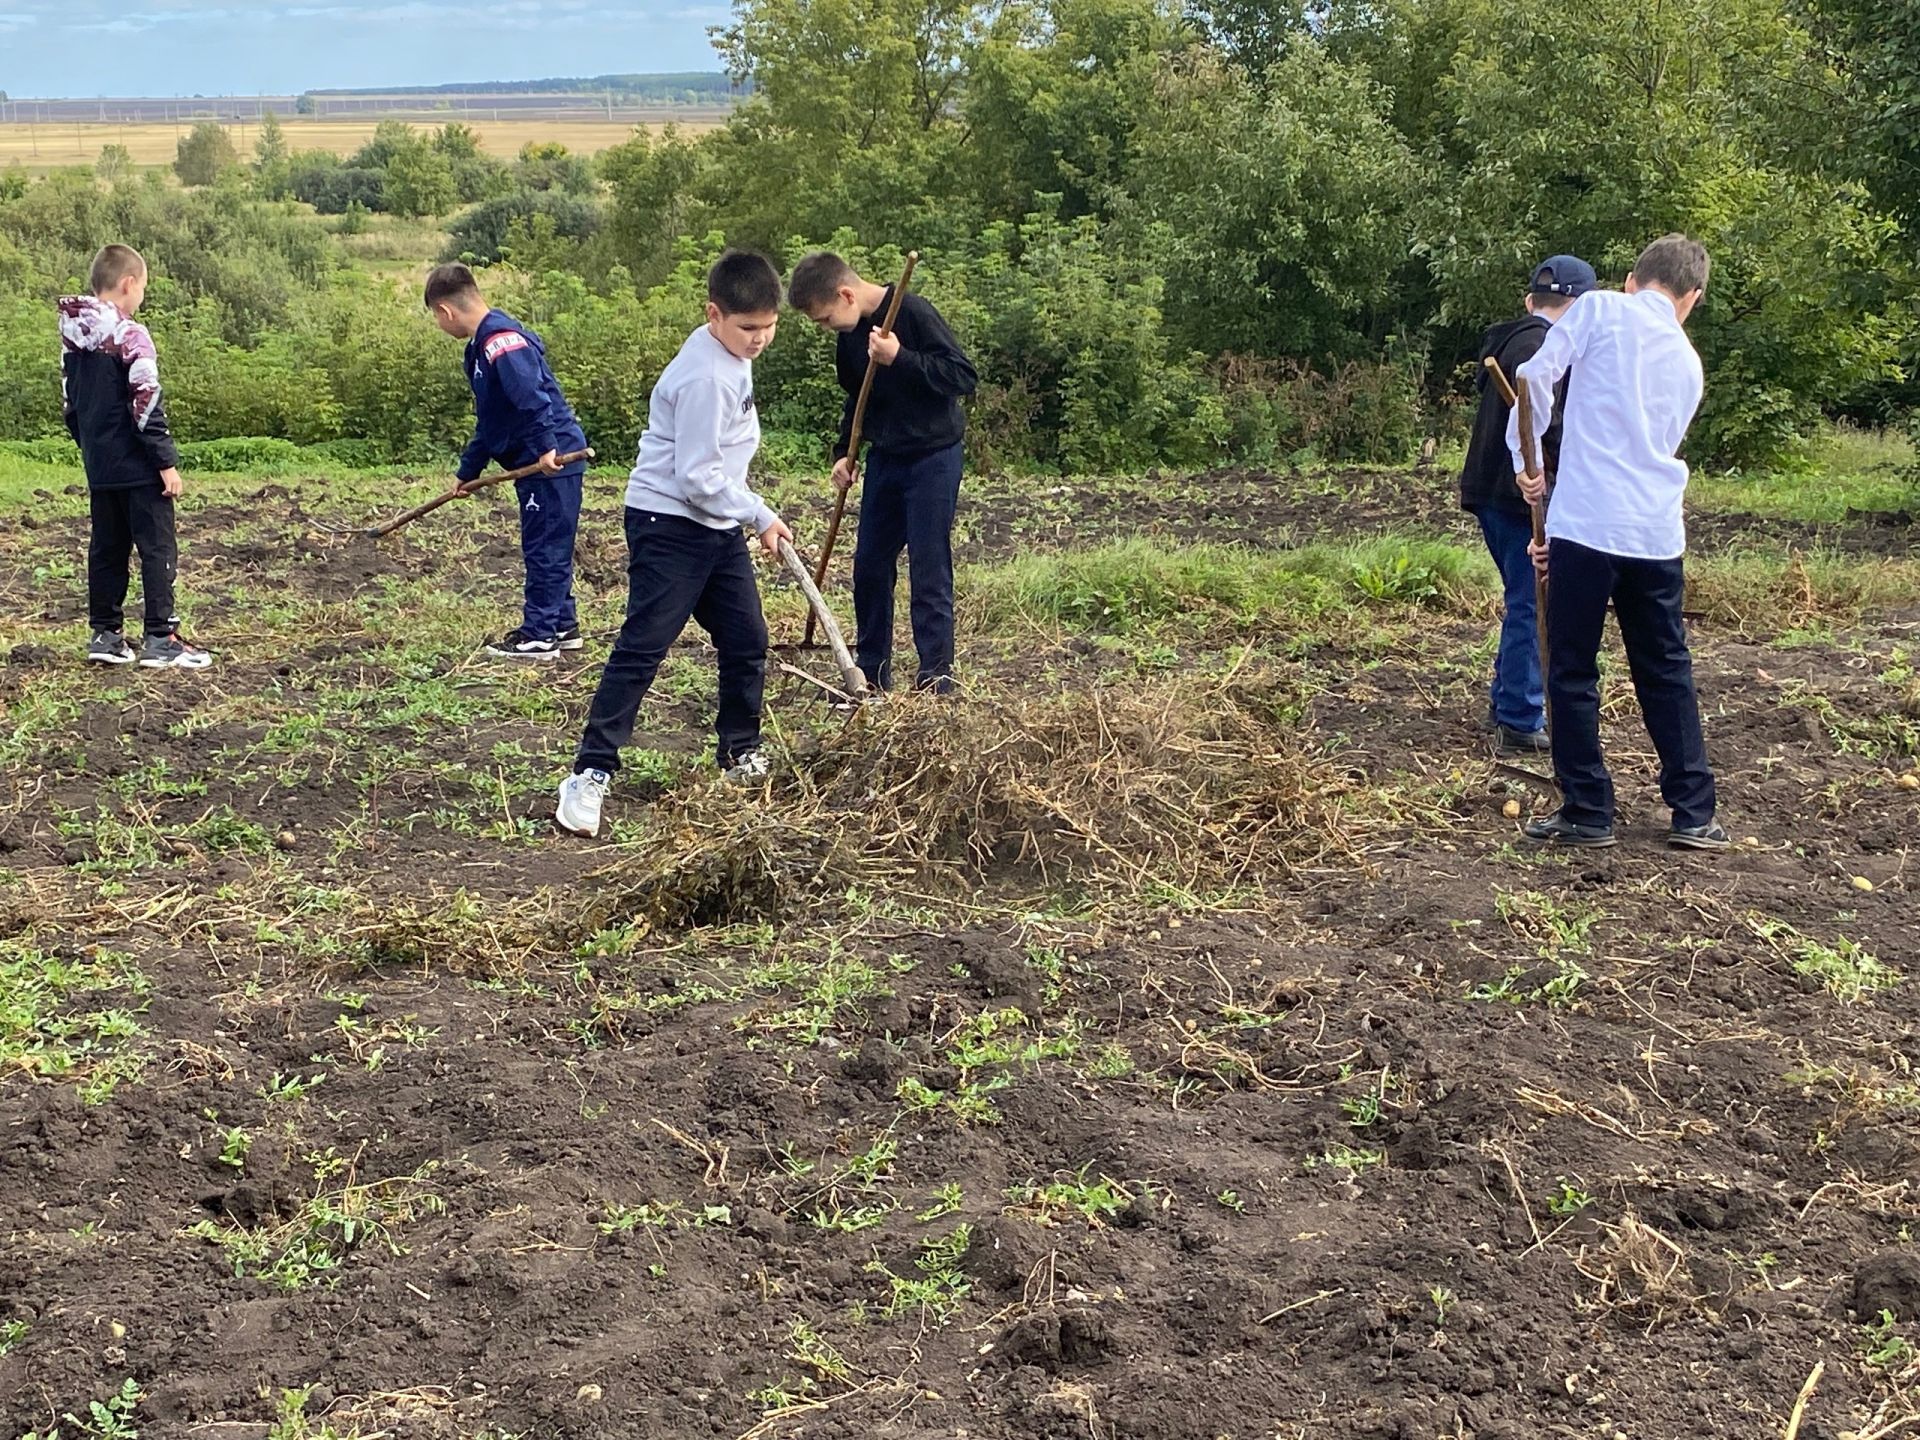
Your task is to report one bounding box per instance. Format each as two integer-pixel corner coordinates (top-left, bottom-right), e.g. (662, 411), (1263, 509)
(555, 251), (793, 838)
(1508, 233), (1727, 851)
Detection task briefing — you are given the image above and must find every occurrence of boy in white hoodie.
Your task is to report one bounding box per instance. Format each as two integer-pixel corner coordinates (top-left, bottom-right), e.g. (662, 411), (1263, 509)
(555, 251), (792, 838)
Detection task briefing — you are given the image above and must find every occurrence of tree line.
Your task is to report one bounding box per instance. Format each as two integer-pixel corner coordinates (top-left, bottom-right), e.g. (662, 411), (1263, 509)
(1, 0), (1914, 474)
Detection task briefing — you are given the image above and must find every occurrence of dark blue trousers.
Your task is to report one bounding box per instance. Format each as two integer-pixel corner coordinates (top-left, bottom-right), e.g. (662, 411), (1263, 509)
(1547, 537), (1716, 830)
(515, 469), (583, 638)
(574, 509), (768, 775)
(1472, 505), (1545, 733)
(854, 442), (963, 692)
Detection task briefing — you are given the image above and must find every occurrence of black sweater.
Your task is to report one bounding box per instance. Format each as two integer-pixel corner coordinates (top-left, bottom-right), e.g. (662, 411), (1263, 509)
(1459, 314), (1567, 514)
(835, 291), (977, 461)
(59, 295), (179, 491)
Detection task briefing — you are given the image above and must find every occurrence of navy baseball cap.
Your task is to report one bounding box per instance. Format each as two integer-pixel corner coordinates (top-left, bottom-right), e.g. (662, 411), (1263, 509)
(1530, 255), (1597, 297)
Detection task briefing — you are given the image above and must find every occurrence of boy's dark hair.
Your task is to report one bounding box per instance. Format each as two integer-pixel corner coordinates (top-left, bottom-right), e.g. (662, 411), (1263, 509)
(424, 262), (483, 309)
(787, 251), (858, 312)
(709, 250), (782, 316)
(89, 244), (146, 295)
(1632, 234), (1710, 297)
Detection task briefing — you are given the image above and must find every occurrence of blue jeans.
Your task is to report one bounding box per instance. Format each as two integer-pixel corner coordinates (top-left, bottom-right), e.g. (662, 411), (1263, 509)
(854, 442), (963, 691)
(1473, 506), (1545, 733)
(1547, 537), (1715, 830)
(574, 509), (768, 775)
(515, 469), (583, 638)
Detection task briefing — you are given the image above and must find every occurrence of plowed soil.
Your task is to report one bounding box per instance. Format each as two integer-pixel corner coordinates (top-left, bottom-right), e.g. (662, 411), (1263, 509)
(2, 469), (1918, 1440)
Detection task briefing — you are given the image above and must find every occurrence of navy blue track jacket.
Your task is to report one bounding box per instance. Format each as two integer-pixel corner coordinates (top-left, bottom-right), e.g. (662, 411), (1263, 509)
(457, 309), (589, 484)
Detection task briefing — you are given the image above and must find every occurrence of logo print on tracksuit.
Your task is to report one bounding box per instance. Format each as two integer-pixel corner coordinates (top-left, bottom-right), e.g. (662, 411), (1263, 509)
(525, 495), (540, 511)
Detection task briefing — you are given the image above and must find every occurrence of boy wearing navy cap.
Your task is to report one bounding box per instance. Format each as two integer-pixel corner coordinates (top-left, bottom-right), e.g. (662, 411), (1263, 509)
(1510, 234), (1726, 851)
(1459, 254), (1595, 754)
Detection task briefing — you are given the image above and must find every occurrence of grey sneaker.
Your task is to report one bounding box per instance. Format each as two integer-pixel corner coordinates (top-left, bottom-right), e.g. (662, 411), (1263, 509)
(88, 631), (136, 665)
(1669, 822), (1731, 851)
(139, 632), (212, 669)
(556, 768), (610, 837)
(722, 750), (771, 785)
(1495, 724), (1550, 756)
(1522, 810), (1617, 849)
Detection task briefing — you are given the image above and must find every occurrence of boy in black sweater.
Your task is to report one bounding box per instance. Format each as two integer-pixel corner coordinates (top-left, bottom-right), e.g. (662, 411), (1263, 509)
(60, 244), (210, 669)
(1458, 254), (1593, 753)
(789, 253), (978, 694)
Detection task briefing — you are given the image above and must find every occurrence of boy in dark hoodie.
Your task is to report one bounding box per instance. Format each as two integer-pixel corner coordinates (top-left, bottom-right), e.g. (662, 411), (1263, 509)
(426, 262), (590, 659)
(1458, 254), (1595, 754)
(788, 252), (977, 694)
(61, 243), (210, 669)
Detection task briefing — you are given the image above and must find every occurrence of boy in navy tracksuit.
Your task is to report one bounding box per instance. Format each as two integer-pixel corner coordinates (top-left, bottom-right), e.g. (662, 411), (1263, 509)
(426, 262), (589, 659)
(1458, 254), (1594, 754)
(788, 252), (977, 694)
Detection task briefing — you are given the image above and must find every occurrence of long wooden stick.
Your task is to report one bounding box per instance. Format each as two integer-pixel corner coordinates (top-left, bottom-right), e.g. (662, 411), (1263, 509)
(368, 448), (595, 538)
(1483, 357), (1553, 742)
(803, 251), (920, 646)
(779, 538), (867, 697)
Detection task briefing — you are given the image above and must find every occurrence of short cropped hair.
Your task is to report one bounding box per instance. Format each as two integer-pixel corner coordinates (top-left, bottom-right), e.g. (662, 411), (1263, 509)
(423, 261), (482, 309)
(1632, 234), (1710, 297)
(89, 244), (146, 295)
(709, 249), (782, 316)
(787, 251), (858, 312)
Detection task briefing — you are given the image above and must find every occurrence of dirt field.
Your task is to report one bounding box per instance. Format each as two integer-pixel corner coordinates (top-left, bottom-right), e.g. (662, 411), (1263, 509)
(1, 466), (1917, 1440)
(0, 116), (721, 172)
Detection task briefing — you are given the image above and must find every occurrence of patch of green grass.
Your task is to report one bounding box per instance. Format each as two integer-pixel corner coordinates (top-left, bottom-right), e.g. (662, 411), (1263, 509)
(1862, 1309), (1917, 1371)
(1467, 957), (1590, 1009)
(187, 1156), (443, 1290)
(1693, 425), (1916, 524)
(964, 536), (1490, 634)
(1758, 921), (1901, 1002)
(0, 940), (151, 1103)
(1007, 1168), (1134, 1224)
(867, 1224), (973, 1321)
(1305, 1143), (1385, 1174)
(0, 1317), (28, 1355)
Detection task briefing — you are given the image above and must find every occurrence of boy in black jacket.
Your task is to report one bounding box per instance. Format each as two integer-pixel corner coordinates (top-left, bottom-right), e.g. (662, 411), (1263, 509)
(1458, 254), (1594, 753)
(790, 253), (978, 694)
(61, 244), (210, 669)
(427, 262), (590, 660)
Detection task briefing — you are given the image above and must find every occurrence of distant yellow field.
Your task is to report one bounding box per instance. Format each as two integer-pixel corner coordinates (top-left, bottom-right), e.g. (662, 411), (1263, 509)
(0, 116), (721, 172)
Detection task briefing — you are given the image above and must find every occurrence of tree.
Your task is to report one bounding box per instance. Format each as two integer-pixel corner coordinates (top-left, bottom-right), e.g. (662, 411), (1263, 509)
(254, 111), (291, 198)
(295, 93), (316, 116)
(350, 120), (418, 171)
(174, 122), (239, 186)
(383, 141), (457, 218)
(95, 144), (134, 184)
(1122, 45), (1423, 357)
(434, 122), (483, 162)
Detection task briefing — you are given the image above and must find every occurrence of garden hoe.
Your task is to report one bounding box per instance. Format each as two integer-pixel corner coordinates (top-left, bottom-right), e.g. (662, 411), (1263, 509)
(776, 537), (867, 701)
(800, 251), (919, 649)
(319, 449), (596, 540)
(1481, 357), (1558, 794)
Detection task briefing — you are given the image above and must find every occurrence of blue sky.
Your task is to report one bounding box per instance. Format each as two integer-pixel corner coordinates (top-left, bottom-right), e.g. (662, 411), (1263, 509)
(0, 1), (730, 96)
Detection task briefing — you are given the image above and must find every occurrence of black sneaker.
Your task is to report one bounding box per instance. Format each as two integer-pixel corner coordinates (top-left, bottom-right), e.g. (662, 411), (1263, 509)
(1496, 724), (1550, 756)
(555, 626), (585, 652)
(1669, 822), (1731, 851)
(139, 632), (213, 669)
(87, 631), (136, 665)
(484, 629), (560, 660)
(1522, 811), (1617, 848)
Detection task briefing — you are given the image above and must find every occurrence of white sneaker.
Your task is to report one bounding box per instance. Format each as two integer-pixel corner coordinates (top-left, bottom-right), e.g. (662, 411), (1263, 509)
(722, 750), (771, 785)
(556, 768), (610, 837)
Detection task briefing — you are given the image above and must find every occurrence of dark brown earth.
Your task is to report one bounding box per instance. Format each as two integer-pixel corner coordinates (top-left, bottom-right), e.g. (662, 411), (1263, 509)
(1, 470), (1917, 1440)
